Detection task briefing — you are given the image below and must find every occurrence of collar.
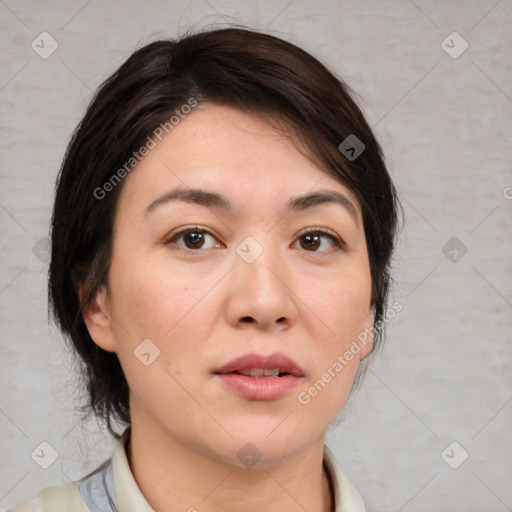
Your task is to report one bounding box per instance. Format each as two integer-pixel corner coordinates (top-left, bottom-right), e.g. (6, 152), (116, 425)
(111, 428), (366, 512)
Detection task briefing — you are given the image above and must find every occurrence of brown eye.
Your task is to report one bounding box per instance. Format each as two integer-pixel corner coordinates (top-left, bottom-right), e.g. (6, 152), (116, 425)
(182, 230), (206, 249)
(300, 233), (321, 251)
(295, 229), (342, 252)
(166, 227), (221, 250)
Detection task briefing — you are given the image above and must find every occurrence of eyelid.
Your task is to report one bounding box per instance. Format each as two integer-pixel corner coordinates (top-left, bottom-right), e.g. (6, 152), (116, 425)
(295, 225), (340, 241)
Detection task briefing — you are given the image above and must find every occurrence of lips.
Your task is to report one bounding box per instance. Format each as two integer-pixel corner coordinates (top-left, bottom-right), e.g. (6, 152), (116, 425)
(213, 352), (305, 378)
(213, 352), (305, 401)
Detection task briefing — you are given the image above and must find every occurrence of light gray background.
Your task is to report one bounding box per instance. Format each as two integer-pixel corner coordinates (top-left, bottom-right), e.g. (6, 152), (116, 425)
(1, 1), (511, 511)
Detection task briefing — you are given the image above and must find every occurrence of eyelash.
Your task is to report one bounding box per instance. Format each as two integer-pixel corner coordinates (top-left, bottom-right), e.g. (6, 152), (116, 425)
(165, 225), (345, 253)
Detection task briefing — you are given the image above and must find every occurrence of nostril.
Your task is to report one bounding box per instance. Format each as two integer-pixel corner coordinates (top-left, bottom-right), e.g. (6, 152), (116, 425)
(241, 316), (255, 323)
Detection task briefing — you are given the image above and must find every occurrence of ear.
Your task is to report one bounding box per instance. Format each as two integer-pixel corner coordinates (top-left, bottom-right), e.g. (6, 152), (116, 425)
(81, 285), (117, 353)
(358, 306), (375, 360)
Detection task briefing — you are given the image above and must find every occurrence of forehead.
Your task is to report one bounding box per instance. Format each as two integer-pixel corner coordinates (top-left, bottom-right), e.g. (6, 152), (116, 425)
(116, 103), (362, 218)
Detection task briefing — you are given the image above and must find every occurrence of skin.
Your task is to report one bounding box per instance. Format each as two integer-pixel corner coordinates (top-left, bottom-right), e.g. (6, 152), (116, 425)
(83, 103), (374, 512)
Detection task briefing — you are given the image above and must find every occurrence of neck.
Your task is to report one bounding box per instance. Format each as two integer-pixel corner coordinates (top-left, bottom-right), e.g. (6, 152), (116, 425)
(126, 420), (333, 512)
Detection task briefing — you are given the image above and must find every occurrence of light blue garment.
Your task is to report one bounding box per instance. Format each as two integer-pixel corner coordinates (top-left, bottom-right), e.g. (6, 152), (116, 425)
(78, 458), (118, 512)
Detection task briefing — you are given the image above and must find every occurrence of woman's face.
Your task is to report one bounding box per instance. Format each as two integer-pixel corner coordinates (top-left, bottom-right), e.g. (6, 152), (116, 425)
(85, 103), (374, 466)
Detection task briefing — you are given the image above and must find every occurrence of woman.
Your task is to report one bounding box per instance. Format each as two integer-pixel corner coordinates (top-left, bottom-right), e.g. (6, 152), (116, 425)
(11, 26), (399, 512)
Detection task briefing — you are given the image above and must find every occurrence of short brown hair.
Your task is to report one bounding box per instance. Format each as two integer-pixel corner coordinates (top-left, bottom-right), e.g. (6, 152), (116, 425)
(49, 26), (401, 439)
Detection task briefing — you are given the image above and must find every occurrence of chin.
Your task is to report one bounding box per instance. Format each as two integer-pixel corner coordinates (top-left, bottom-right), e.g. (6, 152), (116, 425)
(214, 417), (321, 468)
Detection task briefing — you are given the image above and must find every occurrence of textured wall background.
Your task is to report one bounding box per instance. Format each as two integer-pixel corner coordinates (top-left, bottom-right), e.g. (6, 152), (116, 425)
(1, 1), (511, 511)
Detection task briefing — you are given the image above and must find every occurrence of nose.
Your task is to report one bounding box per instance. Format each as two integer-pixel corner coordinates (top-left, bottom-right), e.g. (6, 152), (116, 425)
(224, 242), (299, 332)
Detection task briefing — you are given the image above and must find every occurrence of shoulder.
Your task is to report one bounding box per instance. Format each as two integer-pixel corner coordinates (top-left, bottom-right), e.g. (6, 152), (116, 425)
(8, 481), (89, 512)
(9, 430), (128, 512)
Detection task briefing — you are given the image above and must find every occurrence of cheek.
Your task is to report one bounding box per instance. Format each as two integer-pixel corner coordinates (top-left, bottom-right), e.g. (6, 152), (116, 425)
(301, 266), (372, 344)
(110, 251), (192, 330)
(107, 254), (224, 369)
(296, 350), (359, 429)
(295, 264), (371, 412)
(106, 259), (218, 406)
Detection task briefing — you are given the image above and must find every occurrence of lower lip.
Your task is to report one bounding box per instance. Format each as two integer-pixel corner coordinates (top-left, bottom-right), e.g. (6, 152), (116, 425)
(215, 373), (302, 401)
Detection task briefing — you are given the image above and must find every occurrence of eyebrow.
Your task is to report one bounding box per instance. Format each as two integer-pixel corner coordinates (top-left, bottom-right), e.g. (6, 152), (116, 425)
(143, 187), (359, 225)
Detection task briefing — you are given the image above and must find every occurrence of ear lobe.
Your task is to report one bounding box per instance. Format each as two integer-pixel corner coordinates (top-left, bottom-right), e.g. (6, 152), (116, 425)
(359, 307), (375, 360)
(81, 286), (117, 353)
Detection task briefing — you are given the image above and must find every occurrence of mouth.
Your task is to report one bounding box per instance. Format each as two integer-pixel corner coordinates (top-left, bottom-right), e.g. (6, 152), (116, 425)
(229, 368), (290, 377)
(213, 352), (305, 378)
(213, 352), (305, 401)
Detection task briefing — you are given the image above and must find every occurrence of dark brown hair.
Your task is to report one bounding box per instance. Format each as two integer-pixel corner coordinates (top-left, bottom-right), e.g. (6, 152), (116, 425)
(49, 26), (401, 439)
